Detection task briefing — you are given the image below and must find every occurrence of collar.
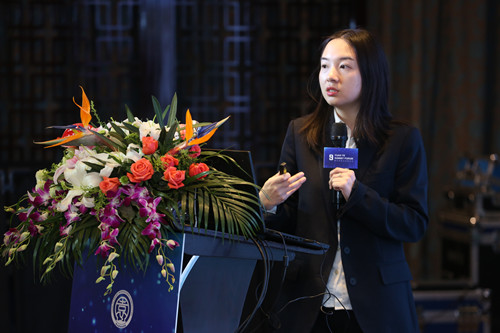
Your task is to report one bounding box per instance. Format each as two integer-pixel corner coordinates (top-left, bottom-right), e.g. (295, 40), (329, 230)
(333, 110), (356, 149)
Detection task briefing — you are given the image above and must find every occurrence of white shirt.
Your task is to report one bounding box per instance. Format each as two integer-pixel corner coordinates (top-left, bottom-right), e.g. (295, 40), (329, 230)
(322, 111), (356, 309)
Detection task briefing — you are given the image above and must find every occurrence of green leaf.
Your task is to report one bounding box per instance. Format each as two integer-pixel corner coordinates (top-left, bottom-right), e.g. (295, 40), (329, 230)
(89, 129), (126, 151)
(122, 121), (140, 135)
(152, 95), (165, 129)
(125, 104), (135, 122)
(163, 121), (178, 146)
(82, 161), (104, 172)
(110, 121), (127, 138)
(167, 93), (178, 128)
(163, 105), (171, 124)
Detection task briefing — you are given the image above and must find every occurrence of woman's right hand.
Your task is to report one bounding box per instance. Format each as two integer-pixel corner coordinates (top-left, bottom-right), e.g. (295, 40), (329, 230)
(259, 171), (306, 211)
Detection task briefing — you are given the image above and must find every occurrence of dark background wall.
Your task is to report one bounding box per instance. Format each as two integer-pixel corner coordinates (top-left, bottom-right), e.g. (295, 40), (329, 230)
(0, 0), (499, 332)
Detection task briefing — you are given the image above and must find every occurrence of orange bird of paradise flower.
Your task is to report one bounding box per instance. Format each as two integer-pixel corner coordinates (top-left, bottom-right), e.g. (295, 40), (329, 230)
(36, 86), (230, 151)
(34, 86), (108, 149)
(185, 109), (229, 146)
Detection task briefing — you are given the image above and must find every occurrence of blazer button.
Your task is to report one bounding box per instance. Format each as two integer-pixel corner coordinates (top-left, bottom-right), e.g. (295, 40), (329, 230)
(343, 247), (351, 254)
(349, 277), (357, 286)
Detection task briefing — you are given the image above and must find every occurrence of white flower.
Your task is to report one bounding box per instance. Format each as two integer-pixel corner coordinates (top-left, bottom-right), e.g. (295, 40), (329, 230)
(99, 155), (125, 178)
(130, 117), (143, 128)
(56, 160), (101, 212)
(80, 196), (95, 208)
(53, 156), (78, 185)
(99, 165), (114, 178)
(139, 120), (161, 140)
(108, 151), (127, 162)
(126, 143), (143, 162)
(65, 160), (101, 188)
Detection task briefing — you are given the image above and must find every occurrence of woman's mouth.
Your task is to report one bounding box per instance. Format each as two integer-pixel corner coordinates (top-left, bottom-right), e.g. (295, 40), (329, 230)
(326, 87), (338, 96)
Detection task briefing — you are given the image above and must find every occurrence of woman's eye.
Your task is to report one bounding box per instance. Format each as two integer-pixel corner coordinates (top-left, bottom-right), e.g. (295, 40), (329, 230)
(339, 63), (353, 70)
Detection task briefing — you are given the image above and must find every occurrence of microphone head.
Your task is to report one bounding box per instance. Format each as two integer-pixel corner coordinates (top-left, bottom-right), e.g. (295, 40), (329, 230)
(330, 122), (347, 147)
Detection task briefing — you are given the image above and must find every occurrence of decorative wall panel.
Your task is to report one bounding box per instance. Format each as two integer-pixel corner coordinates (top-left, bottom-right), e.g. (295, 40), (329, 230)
(175, 0), (353, 183)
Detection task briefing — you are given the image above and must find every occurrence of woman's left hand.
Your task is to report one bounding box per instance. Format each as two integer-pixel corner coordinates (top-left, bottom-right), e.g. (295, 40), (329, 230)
(329, 167), (356, 200)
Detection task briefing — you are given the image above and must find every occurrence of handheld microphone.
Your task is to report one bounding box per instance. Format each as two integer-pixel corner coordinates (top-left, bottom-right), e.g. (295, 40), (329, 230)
(330, 122), (347, 148)
(330, 123), (347, 210)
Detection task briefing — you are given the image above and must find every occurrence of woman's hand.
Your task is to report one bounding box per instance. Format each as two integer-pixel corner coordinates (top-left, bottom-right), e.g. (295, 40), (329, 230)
(329, 167), (356, 200)
(259, 171), (307, 211)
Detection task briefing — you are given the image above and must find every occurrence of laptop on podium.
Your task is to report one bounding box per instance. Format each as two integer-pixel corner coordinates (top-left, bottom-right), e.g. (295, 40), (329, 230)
(194, 149), (329, 252)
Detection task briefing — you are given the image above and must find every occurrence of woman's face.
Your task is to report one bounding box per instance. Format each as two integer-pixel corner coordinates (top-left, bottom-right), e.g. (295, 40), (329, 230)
(319, 38), (362, 113)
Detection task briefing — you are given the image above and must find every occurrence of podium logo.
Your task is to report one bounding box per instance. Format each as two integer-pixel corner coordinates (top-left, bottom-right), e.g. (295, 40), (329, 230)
(111, 290), (134, 329)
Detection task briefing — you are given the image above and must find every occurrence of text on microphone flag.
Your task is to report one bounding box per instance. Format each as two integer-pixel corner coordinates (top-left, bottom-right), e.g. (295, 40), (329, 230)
(323, 147), (358, 169)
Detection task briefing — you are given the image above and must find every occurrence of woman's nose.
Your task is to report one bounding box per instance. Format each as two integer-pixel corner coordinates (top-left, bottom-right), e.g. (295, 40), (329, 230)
(328, 67), (338, 81)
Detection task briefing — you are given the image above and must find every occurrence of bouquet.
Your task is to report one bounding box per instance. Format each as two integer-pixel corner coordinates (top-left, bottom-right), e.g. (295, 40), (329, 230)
(2, 87), (262, 294)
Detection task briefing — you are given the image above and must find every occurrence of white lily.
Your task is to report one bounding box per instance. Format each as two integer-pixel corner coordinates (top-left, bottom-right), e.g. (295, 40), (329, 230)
(56, 160), (101, 212)
(139, 120), (161, 140)
(126, 143), (143, 162)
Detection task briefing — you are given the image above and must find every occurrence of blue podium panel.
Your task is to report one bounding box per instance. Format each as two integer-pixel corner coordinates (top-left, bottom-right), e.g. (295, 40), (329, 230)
(68, 234), (185, 333)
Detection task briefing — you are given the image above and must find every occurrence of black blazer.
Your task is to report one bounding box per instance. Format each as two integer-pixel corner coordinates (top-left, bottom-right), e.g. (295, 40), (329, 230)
(263, 116), (428, 333)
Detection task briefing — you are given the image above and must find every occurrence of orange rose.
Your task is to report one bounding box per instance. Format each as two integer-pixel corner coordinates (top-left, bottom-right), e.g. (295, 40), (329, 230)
(160, 154), (179, 168)
(188, 163), (209, 179)
(127, 158), (154, 183)
(142, 136), (158, 155)
(99, 177), (121, 196)
(164, 166), (185, 189)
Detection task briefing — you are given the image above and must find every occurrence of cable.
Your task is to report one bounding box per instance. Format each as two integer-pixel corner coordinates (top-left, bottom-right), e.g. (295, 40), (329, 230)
(317, 237), (351, 333)
(235, 237), (271, 333)
(246, 230), (290, 332)
(268, 241), (355, 333)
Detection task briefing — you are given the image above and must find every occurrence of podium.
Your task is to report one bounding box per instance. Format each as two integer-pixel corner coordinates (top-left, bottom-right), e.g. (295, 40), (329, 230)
(180, 228), (327, 332)
(68, 228), (327, 332)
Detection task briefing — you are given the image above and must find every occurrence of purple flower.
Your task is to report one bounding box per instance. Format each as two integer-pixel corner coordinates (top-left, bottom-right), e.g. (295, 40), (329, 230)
(106, 193), (123, 209)
(100, 225), (120, 246)
(138, 197), (166, 224)
(28, 223), (43, 237)
(127, 184), (151, 202)
(18, 211), (29, 222)
(28, 180), (53, 207)
(166, 239), (179, 250)
(99, 205), (124, 228)
(141, 221), (161, 240)
(3, 228), (21, 245)
(30, 211), (48, 223)
(78, 205), (89, 214)
(59, 223), (72, 236)
(64, 208), (80, 224)
(148, 238), (161, 253)
(95, 242), (112, 258)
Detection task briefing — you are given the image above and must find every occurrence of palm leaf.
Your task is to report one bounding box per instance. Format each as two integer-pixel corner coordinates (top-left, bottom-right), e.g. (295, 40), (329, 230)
(175, 172), (263, 239)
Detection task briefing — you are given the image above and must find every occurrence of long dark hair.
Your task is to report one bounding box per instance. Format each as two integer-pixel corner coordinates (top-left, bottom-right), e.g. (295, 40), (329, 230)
(300, 28), (392, 154)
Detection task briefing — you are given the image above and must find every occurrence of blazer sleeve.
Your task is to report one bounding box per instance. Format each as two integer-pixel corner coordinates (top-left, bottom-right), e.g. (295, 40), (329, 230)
(263, 120), (299, 233)
(339, 126), (429, 242)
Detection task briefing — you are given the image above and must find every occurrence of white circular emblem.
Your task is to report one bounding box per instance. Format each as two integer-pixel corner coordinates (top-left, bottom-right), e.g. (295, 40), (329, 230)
(111, 290), (134, 329)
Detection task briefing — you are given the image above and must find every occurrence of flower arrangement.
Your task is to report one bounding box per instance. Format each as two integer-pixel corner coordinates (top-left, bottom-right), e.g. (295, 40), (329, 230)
(2, 87), (262, 294)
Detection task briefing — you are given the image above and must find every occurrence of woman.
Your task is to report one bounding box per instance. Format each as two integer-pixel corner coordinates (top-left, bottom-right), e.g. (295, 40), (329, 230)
(257, 28), (428, 332)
